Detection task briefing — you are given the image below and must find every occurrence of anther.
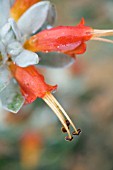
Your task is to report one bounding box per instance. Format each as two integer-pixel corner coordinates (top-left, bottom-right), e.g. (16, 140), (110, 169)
(61, 119), (70, 133)
(66, 119), (70, 127)
(61, 127), (67, 133)
(72, 129), (81, 135)
(65, 136), (73, 142)
(61, 126), (70, 133)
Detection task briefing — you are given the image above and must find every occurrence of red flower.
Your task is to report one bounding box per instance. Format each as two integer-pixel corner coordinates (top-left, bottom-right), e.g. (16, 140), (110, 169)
(20, 131), (42, 169)
(24, 18), (93, 57)
(10, 63), (57, 104)
(10, 63), (81, 141)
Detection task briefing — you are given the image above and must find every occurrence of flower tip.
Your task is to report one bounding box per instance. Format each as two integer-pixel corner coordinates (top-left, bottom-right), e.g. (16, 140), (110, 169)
(79, 18), (85, 25)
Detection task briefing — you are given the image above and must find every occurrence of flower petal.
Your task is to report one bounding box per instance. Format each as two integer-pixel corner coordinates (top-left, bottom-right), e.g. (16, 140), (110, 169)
(10, 0), (40, 21)
(0, 0), (10, 28)
(37, 52), (75, 68)
(0, 79), (25, 113)
(0, 66), (12, 93)
(13, 50), (39, 67)
(17, 1), (55, 36)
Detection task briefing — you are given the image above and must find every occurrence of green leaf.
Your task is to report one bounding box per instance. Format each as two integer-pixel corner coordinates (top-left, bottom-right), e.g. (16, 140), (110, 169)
(9, 0), (15, 7)
(0, 0), (10, 28)
(0, 79), (25, 113)
(17, 1), (56, 35)
(0, 66), (12, 93)
(37, 52), (75, 68)
(14, 50), (39, 67)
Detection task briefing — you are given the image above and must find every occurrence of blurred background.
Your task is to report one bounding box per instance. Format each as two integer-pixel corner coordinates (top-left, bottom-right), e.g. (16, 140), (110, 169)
(1, 0), (113, 169)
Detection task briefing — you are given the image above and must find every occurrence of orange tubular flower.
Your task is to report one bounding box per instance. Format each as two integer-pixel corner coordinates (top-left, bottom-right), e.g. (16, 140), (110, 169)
(24, 19), (93, 56)
(10, 0), (40, 21)
(24, 18), (113, 57)
(20, 131), (42, 169)
(10, 63), (81, 141)
(10, 63), (57, 104)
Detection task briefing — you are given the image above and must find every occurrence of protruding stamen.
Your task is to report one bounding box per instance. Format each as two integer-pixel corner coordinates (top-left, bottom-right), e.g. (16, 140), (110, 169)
(91, 29), (113, 44)
(43, 92), (73, 140)
(49, 93), (79, 135)
(91, 37), (113, 44)
(93, 29), (113, 38)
